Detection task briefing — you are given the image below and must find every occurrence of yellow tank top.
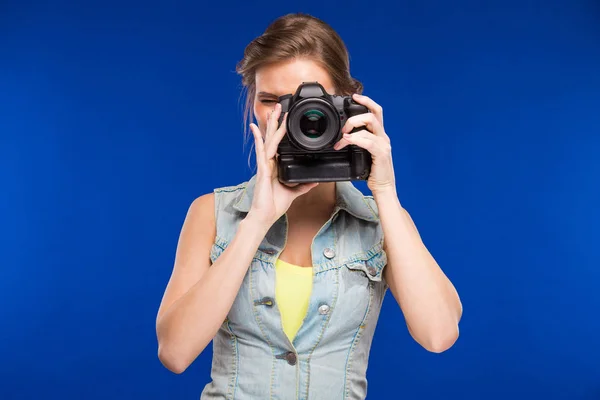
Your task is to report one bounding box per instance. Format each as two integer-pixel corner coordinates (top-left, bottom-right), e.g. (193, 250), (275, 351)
(274, 258), (313, 342)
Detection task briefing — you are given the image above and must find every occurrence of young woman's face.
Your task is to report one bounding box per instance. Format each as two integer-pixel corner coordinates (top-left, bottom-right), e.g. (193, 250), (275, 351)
(253, 58), (336, 136)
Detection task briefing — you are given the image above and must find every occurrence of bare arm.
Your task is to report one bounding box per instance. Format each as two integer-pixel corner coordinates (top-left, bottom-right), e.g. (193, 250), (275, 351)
(333, 93), (462, 353)
(156, 193), (270, 374)
(378, 191), (462, 353)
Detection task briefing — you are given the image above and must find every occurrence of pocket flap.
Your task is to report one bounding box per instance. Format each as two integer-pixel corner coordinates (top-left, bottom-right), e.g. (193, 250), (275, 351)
(345, 250), (387, 282)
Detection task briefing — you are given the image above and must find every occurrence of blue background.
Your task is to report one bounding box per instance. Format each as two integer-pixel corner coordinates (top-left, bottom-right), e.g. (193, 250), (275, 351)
(1, 0), (599, 399)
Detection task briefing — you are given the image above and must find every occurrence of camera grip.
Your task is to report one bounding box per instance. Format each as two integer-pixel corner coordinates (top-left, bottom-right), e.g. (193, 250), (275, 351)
(346, 99), (369, 133)
(276, 94), (293, 129)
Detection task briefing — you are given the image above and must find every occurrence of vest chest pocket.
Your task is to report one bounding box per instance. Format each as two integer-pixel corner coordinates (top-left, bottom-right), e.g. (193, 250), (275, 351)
(343, 248), (388, 283)
(333, 249), (388, 330)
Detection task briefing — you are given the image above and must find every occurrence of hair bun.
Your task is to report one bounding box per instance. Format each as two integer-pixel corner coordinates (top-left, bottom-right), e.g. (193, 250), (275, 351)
(351, 78), (364, 95)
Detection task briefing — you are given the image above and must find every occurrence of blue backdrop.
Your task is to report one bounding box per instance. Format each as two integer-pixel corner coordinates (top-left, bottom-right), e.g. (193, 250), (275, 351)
(1, 0), (599, 399)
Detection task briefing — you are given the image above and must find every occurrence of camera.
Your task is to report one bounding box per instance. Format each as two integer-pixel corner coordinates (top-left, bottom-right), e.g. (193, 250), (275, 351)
(276, 82), (372, 183)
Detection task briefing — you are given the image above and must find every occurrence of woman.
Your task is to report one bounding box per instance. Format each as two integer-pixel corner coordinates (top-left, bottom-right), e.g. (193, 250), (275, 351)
(156, 13), (462, 399)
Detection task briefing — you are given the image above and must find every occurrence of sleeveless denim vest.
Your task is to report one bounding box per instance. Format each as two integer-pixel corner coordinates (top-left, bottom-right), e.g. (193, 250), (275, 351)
(200, 175), (388, 400)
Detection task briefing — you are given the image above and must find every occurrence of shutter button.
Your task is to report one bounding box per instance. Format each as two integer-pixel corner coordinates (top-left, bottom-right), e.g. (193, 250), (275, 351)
(323, 248), (335, 259)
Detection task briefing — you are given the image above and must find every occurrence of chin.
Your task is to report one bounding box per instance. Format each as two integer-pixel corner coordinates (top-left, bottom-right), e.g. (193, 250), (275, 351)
(282, 182), (300, 188)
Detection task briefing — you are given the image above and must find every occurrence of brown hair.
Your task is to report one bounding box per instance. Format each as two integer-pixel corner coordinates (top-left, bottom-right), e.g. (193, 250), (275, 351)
(236, 13), (363, 143)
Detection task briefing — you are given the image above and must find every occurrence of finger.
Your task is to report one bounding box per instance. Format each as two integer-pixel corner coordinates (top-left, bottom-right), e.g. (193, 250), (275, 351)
(341, 130), (381, 154)
(265, 103), (282, 143)
(352, 93), (383, 125)
(334, 124), (375, 150)
(333, 136), (352, 151)
(266, 112), (288, 159)
(250, 123), (267, 175)
(290, 182), (319, 196)
(342, 113), (385, 137)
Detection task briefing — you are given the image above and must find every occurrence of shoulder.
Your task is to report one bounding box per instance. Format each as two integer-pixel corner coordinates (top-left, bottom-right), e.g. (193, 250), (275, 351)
(187, 179), (251, 212)
(192, 178), (254, 237)
(213, 180), (250, 194)
(189, 192), (215, 214)
(184, 192), (216, 233)
(188, 178), (248, 217)
(212, 179), (252, 207)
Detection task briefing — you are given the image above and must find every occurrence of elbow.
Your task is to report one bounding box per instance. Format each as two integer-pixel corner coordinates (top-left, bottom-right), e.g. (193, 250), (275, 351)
(425, 300), (462, 353)
(157, 342), (191, 374)
(156, 315), (194, 374)
(424, 326), (459, 354)
(156, 317), (212, 374)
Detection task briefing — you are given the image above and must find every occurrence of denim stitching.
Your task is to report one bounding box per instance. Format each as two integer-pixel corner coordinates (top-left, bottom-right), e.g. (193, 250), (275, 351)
(343, 277), (374, 400)
(312, 240), (386, 276)
(361, 196), (379, 220)
(249, 261), (277, 400)
(214, 181), (247, 193)
(300, 216), (338, 400)
(280, 213), (298, 400)
(253, 241), (385, 267)
(211, 241), (239, 399)
(223, 319), (239, 400)
(302, 265), (340, 400)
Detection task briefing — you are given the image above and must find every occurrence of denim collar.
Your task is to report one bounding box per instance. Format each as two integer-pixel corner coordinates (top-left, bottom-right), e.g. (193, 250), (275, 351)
(233, 174), (379, 222)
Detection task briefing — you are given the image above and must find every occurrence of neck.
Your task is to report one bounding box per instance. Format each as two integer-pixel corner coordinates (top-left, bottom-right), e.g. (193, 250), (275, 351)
(287, 181), (337, 221)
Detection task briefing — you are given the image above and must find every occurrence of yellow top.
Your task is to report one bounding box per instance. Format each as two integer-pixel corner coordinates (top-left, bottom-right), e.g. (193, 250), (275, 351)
(275, 258), (313, 342)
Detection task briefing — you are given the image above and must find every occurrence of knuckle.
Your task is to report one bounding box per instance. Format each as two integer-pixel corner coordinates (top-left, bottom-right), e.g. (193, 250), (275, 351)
(381, 142), (392, 153)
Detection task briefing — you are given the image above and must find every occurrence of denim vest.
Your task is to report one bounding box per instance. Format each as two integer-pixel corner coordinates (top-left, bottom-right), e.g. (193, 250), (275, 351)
(200, 175), (388, 400)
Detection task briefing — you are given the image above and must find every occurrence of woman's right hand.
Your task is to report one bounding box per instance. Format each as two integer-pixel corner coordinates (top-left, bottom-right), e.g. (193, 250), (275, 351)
(247, 103), (319, 227)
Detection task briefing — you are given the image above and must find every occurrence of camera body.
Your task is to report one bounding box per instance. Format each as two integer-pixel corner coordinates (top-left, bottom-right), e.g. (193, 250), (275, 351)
(276, 82), (372, 183)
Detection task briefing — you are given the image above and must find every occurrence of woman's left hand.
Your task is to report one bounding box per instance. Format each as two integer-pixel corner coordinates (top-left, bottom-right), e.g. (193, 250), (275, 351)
(333, 93), (396, 195)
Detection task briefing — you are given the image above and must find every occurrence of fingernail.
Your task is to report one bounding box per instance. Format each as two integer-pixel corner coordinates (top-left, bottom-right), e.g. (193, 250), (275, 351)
(343, 133), (352, 138)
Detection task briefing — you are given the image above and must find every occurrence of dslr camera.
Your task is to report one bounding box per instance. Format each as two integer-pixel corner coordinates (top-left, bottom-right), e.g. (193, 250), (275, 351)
(276, 82), (372, 183)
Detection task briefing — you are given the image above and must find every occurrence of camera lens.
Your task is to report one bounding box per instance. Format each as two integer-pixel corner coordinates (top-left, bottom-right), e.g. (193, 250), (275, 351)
(299, 109), (328, 138)
(287, 98), (340, 151)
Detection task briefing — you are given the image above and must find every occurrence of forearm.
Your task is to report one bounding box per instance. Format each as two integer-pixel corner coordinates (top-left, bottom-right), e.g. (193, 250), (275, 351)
(157, 215), (269, 371)
(375, 189), (462, 351)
